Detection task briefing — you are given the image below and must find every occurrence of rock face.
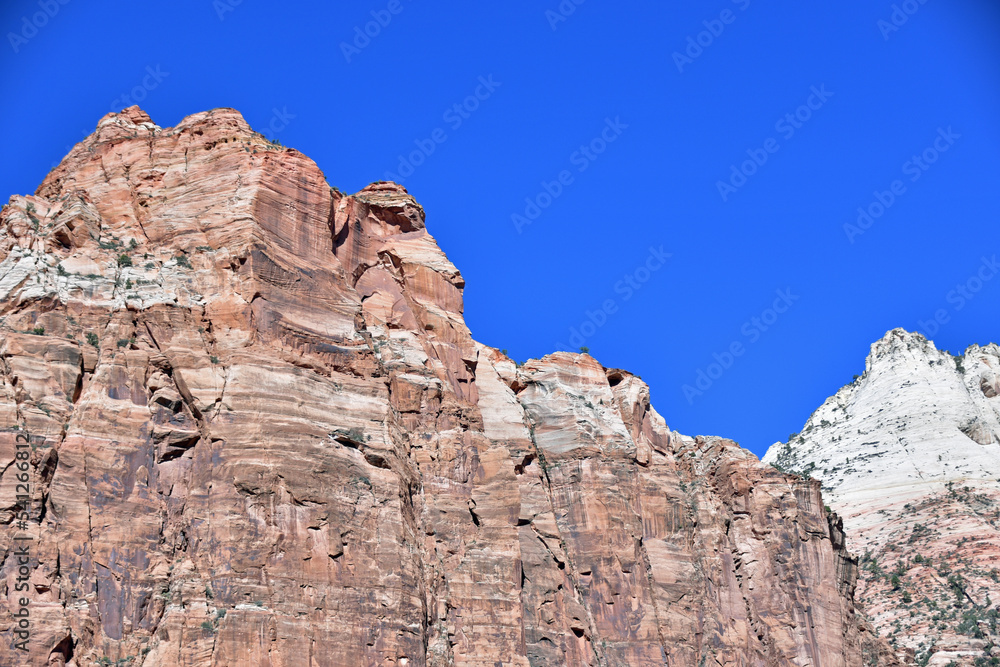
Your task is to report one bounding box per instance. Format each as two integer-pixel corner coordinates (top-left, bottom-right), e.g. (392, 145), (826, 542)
(0, 106), (892, 666)
(764, 329), (1000, 665)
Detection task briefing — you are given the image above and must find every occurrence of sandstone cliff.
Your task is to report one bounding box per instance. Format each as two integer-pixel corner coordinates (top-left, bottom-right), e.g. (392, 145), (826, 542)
(0, 107), (892, 666)
(765, 329), (1000, 665)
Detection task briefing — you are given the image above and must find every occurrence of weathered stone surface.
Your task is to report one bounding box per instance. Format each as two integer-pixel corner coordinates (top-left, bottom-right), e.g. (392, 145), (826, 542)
(765, 329), (1000, 665)
(0, 107), (891, 666)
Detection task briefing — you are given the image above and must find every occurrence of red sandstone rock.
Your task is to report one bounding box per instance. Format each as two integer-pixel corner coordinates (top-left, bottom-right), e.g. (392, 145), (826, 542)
(0, 107), (894, 666)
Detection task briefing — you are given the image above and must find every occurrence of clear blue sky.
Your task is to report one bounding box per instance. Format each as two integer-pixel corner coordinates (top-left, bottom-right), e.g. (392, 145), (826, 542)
(2, 0), (998, 456)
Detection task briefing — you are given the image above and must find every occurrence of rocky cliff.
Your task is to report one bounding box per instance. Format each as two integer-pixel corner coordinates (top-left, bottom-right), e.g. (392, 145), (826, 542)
(765, 329), (1000, 665)
(0, 106), (892, 666)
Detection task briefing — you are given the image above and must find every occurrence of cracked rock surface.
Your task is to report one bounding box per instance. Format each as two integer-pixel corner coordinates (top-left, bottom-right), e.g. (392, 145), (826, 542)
(0, 107), (894, 666)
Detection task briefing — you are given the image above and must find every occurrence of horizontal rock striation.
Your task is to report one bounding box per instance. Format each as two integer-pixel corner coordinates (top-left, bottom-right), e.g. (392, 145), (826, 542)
(0, 107), (891, 666)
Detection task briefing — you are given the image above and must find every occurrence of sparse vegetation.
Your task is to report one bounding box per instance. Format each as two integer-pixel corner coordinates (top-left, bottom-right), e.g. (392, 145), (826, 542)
(908, 523), (932, 544)
(117, 254), (132, 267)
(174, 254), (192, 269)
(953, 354), (965, 373)
(26, 202), (40, 230)
(86, 332), (99, 347)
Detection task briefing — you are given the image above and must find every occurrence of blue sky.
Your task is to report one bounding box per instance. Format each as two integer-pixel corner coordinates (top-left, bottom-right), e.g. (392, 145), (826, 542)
(2, 0), (998, 456)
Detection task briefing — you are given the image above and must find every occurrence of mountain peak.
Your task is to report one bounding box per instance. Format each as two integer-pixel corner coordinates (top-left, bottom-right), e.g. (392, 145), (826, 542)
(764, 329), (1000, 662)
(866, 327), (938, 369)
(766, 329), (1000, 499)
(98, 104), (156, 127)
